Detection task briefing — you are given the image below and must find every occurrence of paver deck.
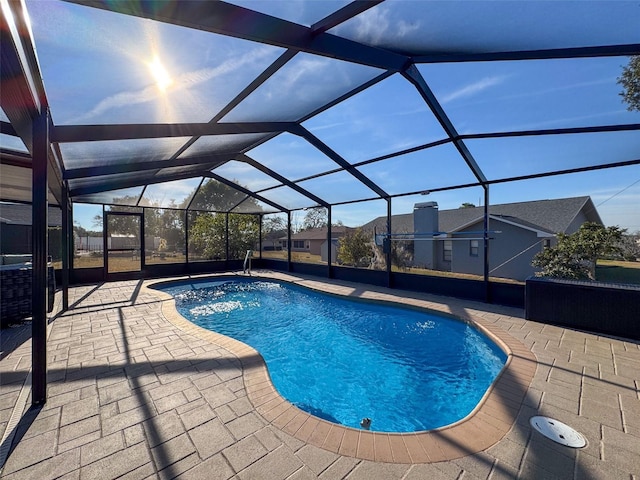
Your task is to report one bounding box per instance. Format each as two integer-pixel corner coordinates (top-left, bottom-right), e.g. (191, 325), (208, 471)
(1, 271), (639, 479)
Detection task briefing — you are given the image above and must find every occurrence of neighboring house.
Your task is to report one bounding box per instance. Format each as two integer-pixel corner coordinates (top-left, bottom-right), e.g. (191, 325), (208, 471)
(259, 229), (287, 251)
(277, 226), (353, 262)
(362, 196), (603, 281)
(0, 202), (62, 255)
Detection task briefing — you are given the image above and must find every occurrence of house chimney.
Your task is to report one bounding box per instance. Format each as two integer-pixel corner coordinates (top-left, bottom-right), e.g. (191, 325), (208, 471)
(413, 202), (438, 269)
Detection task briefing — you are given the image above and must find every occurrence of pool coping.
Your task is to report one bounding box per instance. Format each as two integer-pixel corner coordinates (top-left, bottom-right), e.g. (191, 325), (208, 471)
(143, 272), (537, 464)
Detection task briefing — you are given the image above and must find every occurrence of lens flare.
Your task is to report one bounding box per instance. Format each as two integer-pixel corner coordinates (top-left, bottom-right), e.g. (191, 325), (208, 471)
(148, 56), (172, 91)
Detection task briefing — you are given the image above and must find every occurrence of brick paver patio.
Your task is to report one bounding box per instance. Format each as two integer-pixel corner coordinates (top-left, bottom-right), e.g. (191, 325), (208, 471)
(1, 271), (639, 479)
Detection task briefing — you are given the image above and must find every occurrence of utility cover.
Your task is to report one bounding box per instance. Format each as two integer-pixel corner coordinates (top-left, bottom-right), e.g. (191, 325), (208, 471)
(529, 416), (586, 448)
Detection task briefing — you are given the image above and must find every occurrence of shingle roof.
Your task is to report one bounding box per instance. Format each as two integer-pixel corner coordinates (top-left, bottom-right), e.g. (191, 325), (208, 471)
(287, 226), (354, 241)
(362, 196), (601, 235)
(483, 215), (555, 235)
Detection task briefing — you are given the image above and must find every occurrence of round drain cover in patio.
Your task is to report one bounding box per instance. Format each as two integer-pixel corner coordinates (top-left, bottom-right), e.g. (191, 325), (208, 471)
(529, 416), (586, 448)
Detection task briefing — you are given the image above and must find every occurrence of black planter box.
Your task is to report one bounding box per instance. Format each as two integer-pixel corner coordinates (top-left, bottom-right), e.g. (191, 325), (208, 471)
(525, 277), (640, 340)
(1, 264), (55, 327)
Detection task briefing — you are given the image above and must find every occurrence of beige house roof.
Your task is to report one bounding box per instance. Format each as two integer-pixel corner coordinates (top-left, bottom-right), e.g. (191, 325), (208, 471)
(283, 226), (354, 241)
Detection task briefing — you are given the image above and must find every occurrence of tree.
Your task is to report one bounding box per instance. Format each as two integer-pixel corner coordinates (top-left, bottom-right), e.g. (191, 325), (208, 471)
(186, 178), (256, 211)
(189, 213), (226, 260)
(227, 214), (260, 258)
(145, 204), (186, 253)
(532, 222), (625, 280)
(617, 56), (640, 112)
(91, 214), (103, 230)
(619, 232), (640, 261)
(73, 222), (89, 238)
(371, 239), (413, 271)
(86, 195), (144, 239)
(185, 179), (262, 259)
(189, 213), (259, 260)
(459, 202), (476, 209)
(263, 215), (286, 234)
(301, 207), (328, 231)
(262, 215), (287, 249)
(337, 228), (373, 267)
(389, 239), (413, 270)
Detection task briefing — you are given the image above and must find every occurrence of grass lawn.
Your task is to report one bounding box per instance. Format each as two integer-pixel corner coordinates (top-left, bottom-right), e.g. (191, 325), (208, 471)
(64, 253), (188, 272)
(596, 260), (640, 285)
(261, 251), (325, 264)
(58, 253), (638, 285)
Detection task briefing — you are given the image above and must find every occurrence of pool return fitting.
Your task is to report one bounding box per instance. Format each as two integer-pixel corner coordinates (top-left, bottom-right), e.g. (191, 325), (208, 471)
(360, 418), (372, 430)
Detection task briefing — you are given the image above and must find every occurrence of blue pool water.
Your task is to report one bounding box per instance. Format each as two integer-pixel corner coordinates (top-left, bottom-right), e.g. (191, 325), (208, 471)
(157, 278), (507, 433)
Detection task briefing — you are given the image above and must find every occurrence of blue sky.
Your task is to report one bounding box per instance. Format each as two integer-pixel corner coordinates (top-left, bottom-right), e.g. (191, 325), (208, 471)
(21, 1), (640, 232)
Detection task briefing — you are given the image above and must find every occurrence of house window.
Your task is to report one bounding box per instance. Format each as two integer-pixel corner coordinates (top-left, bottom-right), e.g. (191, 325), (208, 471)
(281, 240), (288, 248)
(543, 238), (551, 249)
(306, 241), (310, 249)
(443, 240), (452, 262)
(470, 240), (479, 257)
(293, 240), (305, 249)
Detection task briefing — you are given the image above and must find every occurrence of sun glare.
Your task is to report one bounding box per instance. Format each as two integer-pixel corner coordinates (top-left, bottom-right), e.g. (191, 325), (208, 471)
(148, 56), (173, 91)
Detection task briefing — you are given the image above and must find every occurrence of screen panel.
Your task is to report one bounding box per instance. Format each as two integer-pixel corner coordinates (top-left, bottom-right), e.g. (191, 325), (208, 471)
(330, 1), (640, 55)
(246, 133), (342, 180)
(260, 212), (289, 261)
(222, 52), (384, 122)
(467, 131), (640, 180)
(60, 137), (192, 170)
(304, 73), (447, 163)
(177, 133), (270, 158)
(144, 207), (186, 265)
(231, 197), (280, 214)
(30, 1), (285, 125)
(72, 187), (144, 206)
(257, 185), (320, 210)
(139, 178), (202, 208)
(419, 57), (640, 135)
(356, 143), (479, 195)
(331, 200), (388, 270)
(187, 211), (225, 261)
(490, 165), (640, 234)
(0, 133), (28, 153)
(225, 0), (350, 26)
(188, 178), (252, 212)
(72, 203), (104, 269)
(297, 170), (380, 204)
(212, 160), (282, 191)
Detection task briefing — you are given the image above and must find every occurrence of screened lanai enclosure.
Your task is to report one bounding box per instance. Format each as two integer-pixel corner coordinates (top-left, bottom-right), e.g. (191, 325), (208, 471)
(1, 1), (640, 400)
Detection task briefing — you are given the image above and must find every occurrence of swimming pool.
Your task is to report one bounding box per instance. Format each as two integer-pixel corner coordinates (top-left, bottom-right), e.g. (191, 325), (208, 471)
(157, 277), (507, 433)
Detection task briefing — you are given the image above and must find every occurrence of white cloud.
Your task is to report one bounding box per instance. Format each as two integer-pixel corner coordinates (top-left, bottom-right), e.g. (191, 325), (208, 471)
(500, 78), (614, 103)
(75, 47), (274, 123)
(215, 161), (254, 176)
(445, 77), (616, 112)
(141, 178), (202, 205)
(345, 6), (421, 45)
(76, 86), (157, 122)
(280, 56), (327, 90)
(354, 7), (391, 45)
(307, 121), (349, 132)
(508, 109), (630, 131)
(440, 76), (509, 104)
(397, 20), (421, 38)
(589, 184), (640, 206)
